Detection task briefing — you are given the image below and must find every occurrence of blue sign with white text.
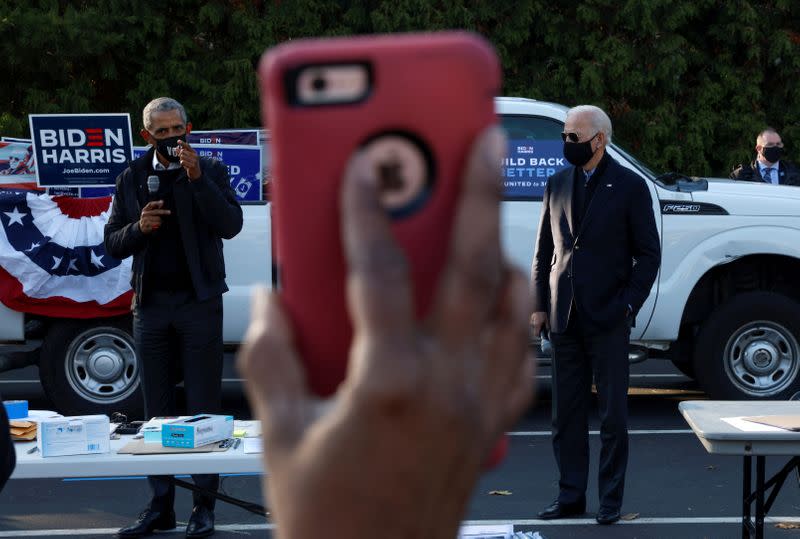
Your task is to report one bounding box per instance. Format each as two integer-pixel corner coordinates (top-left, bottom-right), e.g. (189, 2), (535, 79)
(188, 130), (261, 146)
(28, 114), (133, 188)
(128, 144), (261, 201)
(194, 144), (262, 201)
(503, 139), (569, 199)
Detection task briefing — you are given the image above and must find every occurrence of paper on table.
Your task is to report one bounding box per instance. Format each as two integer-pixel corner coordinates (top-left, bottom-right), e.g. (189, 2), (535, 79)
(23, 410), (62, 421)
(722, 416), (787, 433)
(243, 437), (262, 454)
(742, 415), (800, 431)
(233, 420), (261, 438)
(458, 524), (517, 538)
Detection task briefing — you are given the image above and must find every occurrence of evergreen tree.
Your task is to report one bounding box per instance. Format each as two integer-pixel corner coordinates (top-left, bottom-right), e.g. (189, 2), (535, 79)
(0, 0), (797, 175)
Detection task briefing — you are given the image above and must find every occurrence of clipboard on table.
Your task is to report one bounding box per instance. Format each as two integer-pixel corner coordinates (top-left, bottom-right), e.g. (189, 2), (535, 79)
(742, 415), (800, 432)
(118, 438), (232, 455)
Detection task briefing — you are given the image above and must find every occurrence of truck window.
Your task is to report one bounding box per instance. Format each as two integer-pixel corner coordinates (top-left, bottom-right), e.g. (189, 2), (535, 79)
(500, 115), (568, 201)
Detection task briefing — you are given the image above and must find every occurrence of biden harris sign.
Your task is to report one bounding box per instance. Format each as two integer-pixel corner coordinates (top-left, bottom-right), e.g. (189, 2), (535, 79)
(28, 114), (134, 188)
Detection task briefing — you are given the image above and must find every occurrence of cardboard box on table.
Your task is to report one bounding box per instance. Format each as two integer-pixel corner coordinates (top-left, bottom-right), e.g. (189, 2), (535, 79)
(162, 415), (233, 448)
(37, 415), (110, 457)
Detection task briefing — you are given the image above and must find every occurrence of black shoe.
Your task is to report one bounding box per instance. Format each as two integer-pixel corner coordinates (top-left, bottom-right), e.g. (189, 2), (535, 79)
(117, 508), (176, 537)
(596, 506), (621, 525)
(186, 505), (215, 538)
(537, 498), (586, 520)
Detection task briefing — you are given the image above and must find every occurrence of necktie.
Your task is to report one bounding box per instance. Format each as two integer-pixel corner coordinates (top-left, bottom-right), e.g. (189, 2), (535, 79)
(763, 167), (774, 184)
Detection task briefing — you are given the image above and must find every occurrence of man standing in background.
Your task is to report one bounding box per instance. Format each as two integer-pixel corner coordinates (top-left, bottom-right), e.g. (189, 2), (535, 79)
(530, 105), (660, 525)
(730, 128), (800, 185)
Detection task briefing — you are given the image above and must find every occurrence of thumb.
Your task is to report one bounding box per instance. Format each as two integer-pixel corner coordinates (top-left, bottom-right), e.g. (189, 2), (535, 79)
(237, 287), (310, 454)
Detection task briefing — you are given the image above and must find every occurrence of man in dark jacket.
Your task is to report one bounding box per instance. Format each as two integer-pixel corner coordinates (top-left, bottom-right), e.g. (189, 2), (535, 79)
(730, 128), (800, 186)
(104, 97), (243, 538)
(0, 395), (16, 493)
(531, 105), (660, 525)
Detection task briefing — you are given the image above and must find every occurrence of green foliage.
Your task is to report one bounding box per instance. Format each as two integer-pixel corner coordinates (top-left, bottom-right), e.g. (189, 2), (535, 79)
(1, 0), (798, 175)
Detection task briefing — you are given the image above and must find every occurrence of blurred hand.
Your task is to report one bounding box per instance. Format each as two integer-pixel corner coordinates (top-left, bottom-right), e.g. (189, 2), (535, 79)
(238, 127), (534, 539)
(531, 311), (549, 337)
(138, 200), (170, 234)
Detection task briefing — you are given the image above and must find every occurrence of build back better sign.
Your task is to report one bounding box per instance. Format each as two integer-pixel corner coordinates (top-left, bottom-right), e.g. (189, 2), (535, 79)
(503, 139), (568, 199)
(28, 114), (133, 188)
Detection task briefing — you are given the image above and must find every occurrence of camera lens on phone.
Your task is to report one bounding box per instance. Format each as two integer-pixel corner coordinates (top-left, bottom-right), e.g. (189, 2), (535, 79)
(311, 76), (327, 92)
(360, 132), (435, 220)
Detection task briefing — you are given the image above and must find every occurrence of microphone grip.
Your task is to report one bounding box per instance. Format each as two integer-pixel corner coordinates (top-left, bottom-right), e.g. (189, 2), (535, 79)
(146, 175), (160, 202)
(145, 175), (161, 232)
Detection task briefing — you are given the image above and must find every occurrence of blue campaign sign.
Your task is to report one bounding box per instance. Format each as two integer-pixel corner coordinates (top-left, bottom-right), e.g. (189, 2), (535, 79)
(188, 130), (261, 146)
(132, 146), (148, 160)
(122, 144), (261, 201)
(80, 186), (116, 198)
(193, 144), (262, 201)
(28, 114), (134, 188)
(47, 187), (81, 197)
(503, 139), (569, 199)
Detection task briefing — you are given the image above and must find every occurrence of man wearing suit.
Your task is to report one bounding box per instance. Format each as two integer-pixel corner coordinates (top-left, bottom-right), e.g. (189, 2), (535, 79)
(530, 105), (660, 525)
(730, 128), (800, 186)
(105, 97), (243, 538)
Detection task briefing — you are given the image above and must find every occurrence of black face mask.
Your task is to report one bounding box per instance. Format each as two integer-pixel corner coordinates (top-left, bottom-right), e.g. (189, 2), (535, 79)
(762, 145), (783, 164)
(563, 133), (599, 167)
(153, 134), (185, 163)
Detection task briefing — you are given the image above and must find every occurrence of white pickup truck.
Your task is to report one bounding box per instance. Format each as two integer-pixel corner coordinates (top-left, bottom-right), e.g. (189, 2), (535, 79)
(2, 96), (799, 414)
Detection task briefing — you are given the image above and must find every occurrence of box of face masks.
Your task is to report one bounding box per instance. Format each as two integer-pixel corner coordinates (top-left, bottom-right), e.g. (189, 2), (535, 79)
(161, 414), (233, 448)
(37, 415), (110, 457)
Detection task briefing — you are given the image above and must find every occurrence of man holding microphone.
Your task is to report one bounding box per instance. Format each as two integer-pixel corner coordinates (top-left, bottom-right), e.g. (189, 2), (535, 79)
(105, 97), (242, 538)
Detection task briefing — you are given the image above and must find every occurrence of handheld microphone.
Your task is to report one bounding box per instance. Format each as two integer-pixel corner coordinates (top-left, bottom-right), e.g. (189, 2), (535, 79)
(540, 328), (552, 356)
(146, 175), (160, 200)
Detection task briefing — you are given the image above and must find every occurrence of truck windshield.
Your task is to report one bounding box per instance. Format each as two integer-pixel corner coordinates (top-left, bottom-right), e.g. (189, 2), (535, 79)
(611, 142), (658, 181)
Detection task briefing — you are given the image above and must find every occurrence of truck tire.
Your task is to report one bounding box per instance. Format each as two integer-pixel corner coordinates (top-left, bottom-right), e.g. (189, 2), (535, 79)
(693, 291), (800, 400)
(39, 317), (143, 417)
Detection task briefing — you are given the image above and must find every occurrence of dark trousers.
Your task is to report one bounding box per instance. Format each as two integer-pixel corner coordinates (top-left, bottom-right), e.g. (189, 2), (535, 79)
(133, 290), (224, 511)
(550, 309), (631, 510)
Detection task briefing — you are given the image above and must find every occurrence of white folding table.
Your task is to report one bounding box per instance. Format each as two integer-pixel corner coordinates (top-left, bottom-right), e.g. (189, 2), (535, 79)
(680, 400), (800, 539)
(10, 436), (267, 515)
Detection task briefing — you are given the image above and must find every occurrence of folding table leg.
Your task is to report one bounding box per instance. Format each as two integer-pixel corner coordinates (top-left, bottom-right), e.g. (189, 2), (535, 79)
(743, 455), (751, 539)
(166, 476), (269, 517)
(756, 456), (765, 539)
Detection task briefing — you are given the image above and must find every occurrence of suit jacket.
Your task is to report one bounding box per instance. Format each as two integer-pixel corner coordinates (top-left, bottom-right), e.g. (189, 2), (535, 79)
(730, 160), (800, 186)
(104, 148), (243, 306)
(530, 153), (661, 334)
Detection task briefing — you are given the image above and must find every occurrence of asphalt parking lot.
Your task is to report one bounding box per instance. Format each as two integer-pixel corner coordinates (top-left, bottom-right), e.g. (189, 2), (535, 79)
(2, 356), (800, 538)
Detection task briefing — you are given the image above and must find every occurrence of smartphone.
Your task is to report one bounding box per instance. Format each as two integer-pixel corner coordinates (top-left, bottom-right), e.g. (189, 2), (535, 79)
(260, 32), (500, 396)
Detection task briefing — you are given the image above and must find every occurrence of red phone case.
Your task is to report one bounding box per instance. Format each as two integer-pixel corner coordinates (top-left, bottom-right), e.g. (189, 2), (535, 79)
(260, 32), (500, 396)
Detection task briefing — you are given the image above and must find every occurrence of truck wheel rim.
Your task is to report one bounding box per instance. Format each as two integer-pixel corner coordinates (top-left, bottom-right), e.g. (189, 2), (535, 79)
(64, 328), (140, 405)
(724, 321), (800, 397)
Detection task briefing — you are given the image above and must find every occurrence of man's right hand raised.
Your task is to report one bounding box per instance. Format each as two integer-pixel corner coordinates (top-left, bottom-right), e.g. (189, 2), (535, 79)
(531, 311), (549, 337)
(138, 200), (170, 234)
